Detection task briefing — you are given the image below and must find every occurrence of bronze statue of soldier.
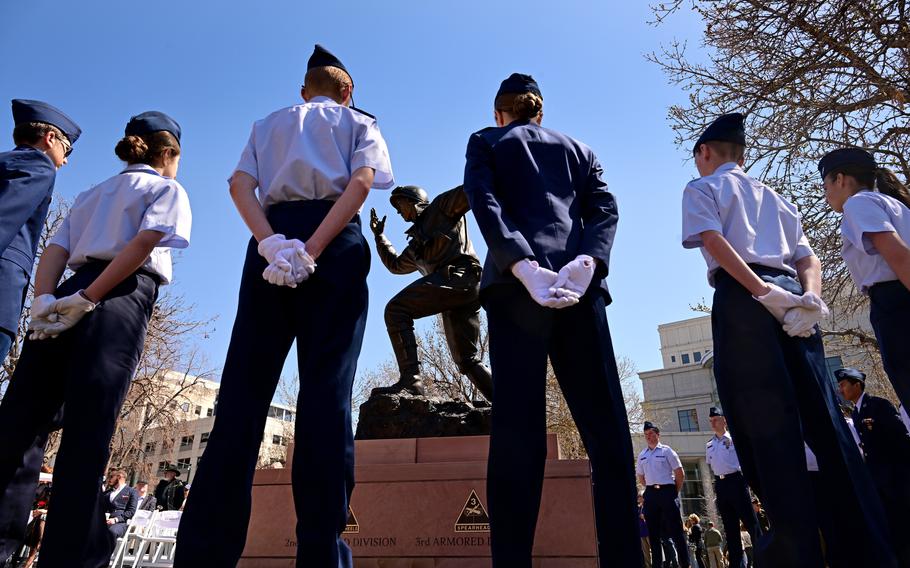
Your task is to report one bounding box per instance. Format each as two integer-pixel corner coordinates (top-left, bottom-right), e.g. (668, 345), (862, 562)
(369, 185), (493, 401)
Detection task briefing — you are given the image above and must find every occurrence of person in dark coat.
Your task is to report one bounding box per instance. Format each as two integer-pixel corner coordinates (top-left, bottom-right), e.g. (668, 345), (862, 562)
(463, 72), (641, 567)
(102, 470), (138, 540)
(0, 100), (79, 566)
(154, 466), (186, 511)
(837, 367), (910, 565)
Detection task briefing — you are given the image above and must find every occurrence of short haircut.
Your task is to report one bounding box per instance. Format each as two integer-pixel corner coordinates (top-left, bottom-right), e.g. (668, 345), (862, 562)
(305, 66), (352, 103)
(695, 140), (745, 162)
(13, 121), (67, 147)
(109, 469), (127, 479)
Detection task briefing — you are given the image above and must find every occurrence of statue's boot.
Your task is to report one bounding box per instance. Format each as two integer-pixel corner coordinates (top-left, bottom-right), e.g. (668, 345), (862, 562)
(461, 360), (494, 402)
(372, 331), (426, 396)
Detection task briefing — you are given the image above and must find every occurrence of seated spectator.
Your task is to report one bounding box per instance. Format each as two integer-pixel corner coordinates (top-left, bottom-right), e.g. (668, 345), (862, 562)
(135, 480), (157, 512)
(102, 469), (138, 540)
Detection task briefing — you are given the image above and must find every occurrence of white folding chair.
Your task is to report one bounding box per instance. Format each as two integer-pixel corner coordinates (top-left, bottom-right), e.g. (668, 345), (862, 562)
(130, 510), (182, 568)
(110, 509), (156, 568)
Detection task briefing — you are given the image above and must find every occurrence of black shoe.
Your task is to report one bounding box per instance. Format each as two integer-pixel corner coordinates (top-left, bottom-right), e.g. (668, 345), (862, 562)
(371, 378), (426, 396)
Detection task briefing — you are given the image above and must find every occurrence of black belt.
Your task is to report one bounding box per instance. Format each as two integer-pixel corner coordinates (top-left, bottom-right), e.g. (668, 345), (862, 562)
(714, 471), (742, 482)
(646, 484), (675, 490)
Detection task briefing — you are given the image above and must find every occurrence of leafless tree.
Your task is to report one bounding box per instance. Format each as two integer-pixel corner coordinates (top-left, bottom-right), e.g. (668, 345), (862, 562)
(649, 0), (909, 397)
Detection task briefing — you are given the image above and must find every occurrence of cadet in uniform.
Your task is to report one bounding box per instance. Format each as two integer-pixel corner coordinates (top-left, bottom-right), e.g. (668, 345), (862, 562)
(820, 149), (910, 410)
(681, 113), (895, 567)
(174, 45), (394, 568)
(0, 110), (191, 568)
(704, 407), (759, 568)
(637, 422), (689, 568)
(369, 184), (492, 399)
(0, 99), (80, 566)
(837, 367), (910, 565)
(463, 73), (642, 567)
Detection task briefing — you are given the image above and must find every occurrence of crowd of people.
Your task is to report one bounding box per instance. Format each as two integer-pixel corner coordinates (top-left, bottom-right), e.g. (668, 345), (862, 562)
(0, 39), (908, 568)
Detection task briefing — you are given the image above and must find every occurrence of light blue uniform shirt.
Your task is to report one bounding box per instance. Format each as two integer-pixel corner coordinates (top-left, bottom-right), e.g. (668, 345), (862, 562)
(840, 190), (910, 293)
(233, 96), (394, 209)
(636, 443), (683, 485)
(49, 164), (191, 284)
(681, 162), (814, 286)
(705, 431), (742, 476)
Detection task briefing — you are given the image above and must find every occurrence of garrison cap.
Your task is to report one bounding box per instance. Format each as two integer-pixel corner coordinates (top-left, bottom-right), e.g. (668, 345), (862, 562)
(12, 99), (81, 144)
(125, 111), (182, 144)
(694, 113), (745, 152)
(834, 367), (866, 384)
(643, 421), (660, 433)
(709, 407), (724, 418)
(307, 44), (351, 81)
(818, 148), (877, 180)
(496, 73), (542, 100)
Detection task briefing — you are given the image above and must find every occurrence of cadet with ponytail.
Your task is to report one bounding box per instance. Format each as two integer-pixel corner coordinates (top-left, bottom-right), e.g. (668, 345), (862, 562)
(820, 147), (910, 417)
(0, 111), (191, 567)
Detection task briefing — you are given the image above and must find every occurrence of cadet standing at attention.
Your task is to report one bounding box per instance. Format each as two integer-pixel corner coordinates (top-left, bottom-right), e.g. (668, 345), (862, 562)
(174, 45), (394, 568)
(819, 149), (910, 409)
(0, 99), (80, 566)
(0, 110), (191, 568)
(463, 73), (643, 567)
(681, 113), (896, 567)
(637, 421), (689, 568)
(704, 407), (760, 568)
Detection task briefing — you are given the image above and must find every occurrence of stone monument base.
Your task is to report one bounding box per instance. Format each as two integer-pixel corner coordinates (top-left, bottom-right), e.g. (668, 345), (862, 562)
(240, 434), (598, 567)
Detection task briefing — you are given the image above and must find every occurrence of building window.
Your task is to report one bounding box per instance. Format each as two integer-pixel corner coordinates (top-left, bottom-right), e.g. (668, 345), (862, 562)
(681, 353), (691, 365)
(693, 351), (702, 362)
(157, 461), (167, 472)
(180, 435), (194, 449)
(671, 355), (676, 363)
(825, 355), (844, 390)
(678, 409), (699, 432)
(176, 457), (191, 470)
(179, 402), (190, 412)
(680, 462), (707, 517)
(206, 407), (214, 417)
(194, 405), (202, 416)
(200, 432), (210, 445)
(144, 442), (156, 454)
(272, 434), (287, 446)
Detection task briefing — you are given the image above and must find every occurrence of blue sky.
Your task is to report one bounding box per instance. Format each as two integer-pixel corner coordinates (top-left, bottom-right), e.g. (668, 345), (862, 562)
(1, 2), (713, 388)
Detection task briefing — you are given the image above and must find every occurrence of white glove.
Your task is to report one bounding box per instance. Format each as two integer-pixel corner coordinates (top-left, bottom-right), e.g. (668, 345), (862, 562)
(551, 255), (596, 297)
(33, 290), (96, 338)
(511, 259), (580, 309)
(257, 234), (305, 264)
(753, 283), (812, 323)
(28, 294), (62, 340)
(782, 293), (830, 337)
(262, 246), (317, 288)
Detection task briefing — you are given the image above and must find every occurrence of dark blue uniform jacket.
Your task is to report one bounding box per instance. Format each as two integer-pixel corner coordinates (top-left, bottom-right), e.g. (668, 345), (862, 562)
(462, 120), (617, 304)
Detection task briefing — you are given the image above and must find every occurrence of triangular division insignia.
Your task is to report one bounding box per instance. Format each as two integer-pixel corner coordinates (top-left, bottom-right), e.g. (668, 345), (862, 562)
(454, 489), (490, 532)
(344, 506), (359, 533)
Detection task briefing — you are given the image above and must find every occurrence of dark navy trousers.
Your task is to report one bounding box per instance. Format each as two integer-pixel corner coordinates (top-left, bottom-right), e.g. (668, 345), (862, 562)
(712, 267), (896, 568)
(0, 264), (157, 568)
(712, 472), (758, 568)
(174, 201), (369, 568)
(642, 485), (688, 568)
(483, 286), (643, 568)
(869, 281), (910, 410)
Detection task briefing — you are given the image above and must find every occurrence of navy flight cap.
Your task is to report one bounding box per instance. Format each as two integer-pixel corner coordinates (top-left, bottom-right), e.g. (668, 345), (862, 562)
(307, 44), (351, 81)
(818, 148), (877, 180)
(709, 407), (724, 418)
(694, 112), (745, 152)
(125, 111), (182, 144)
(834, 367), (866, 384)
(11, 99), (81, 144)
(643, 421), (660, 433)
(496, 73), (542, 100)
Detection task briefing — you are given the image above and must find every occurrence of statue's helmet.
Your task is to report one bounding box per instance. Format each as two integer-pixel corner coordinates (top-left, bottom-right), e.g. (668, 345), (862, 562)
(390, 185), (429, 207)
